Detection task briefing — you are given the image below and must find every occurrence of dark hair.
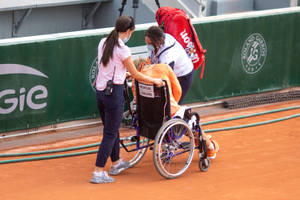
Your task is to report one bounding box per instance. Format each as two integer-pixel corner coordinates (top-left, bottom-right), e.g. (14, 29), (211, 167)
(145, 26), (165, 49)
(101, 16), (135, 66)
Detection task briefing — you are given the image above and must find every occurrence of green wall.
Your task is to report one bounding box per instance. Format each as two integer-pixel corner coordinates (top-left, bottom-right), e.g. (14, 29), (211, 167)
(185, 10), (300, 103)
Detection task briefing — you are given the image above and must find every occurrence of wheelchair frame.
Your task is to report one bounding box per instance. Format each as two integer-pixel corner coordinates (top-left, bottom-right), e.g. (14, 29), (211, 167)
(120, 79), (210, 179)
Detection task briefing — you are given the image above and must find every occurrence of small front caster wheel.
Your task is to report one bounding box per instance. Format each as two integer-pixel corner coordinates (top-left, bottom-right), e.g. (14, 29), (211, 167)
(199, 158), (210, 172)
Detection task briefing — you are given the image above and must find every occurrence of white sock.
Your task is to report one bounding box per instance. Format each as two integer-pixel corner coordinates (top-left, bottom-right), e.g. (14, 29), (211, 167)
(94, 171), (104, 176)
(113, 159), (122, 167)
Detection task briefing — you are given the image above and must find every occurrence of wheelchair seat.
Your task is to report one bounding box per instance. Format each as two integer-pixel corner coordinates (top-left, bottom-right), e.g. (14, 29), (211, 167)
(135, 80), (171, 140)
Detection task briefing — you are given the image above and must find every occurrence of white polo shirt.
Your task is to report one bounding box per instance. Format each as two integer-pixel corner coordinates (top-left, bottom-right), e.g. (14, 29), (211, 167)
(149, 33), (193, 77)
(96, 38), (131, 91)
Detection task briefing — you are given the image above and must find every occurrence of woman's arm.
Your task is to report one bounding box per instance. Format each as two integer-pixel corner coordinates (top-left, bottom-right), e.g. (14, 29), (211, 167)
(123, 56), (164, 87)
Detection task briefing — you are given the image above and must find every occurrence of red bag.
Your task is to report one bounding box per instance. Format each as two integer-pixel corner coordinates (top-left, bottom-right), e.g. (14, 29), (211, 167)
(156, 7), (207, 79)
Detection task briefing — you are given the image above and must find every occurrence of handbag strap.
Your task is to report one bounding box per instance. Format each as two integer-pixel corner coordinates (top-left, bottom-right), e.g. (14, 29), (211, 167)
(112, 65), (116, 82)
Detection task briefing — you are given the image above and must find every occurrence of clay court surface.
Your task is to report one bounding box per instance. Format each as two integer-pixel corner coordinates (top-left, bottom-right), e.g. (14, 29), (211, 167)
(1, 100), (300, 200)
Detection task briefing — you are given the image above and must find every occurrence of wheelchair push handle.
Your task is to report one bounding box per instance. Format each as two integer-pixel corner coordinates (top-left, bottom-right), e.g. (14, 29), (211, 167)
(153, 78), (165, 87)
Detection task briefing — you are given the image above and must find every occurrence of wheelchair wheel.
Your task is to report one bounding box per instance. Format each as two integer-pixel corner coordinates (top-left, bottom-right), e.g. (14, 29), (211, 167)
(120, 133), (149, 168)
(153, 118), (195, 179)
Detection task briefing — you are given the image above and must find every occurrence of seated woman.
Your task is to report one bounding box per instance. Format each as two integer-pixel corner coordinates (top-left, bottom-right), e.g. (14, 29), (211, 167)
(132, 58), (182, 116)
(132, 58), (219, 159)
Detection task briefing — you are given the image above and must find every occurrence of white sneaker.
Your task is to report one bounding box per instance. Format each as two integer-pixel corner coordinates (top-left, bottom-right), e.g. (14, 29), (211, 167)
(90, 171), (114, 184)
(109, 159), (130, 175)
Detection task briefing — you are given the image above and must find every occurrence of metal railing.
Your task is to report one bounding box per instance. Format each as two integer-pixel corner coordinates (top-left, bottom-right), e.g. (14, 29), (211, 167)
(177, 0), (206, 18)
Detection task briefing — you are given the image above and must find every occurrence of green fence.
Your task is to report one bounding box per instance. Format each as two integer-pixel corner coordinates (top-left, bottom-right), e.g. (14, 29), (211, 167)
(185, 8), (300, 103)
(1, 8), (300, 133)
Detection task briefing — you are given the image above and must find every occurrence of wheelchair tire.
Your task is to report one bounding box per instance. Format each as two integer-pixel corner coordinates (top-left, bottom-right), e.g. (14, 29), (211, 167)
(120, 135), (149, 168)
(199, 158), (210, 172)
(153, 118), (195, 179)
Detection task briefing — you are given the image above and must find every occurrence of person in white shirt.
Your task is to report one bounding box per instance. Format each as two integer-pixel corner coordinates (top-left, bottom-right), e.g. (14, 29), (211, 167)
(91, 16), (164, 184)
(145, 26), (194, 104)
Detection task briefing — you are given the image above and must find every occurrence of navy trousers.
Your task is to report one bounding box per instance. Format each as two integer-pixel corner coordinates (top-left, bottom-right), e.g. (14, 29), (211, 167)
(95, 84), (124, 167)
(178, 70), (194, 105)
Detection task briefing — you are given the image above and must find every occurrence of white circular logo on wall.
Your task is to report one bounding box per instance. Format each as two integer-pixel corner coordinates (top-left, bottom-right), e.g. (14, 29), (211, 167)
(241, 33), (267, 74)
(89, 57), (98, 91)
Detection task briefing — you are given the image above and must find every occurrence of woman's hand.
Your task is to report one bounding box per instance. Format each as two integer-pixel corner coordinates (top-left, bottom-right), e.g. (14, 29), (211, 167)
(126, 72), (132, 80)
(153, 78), (165, 87)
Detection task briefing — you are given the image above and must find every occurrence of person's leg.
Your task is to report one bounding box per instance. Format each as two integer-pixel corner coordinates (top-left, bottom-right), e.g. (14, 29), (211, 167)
(202, 133), (212, 147)
(110, 130), (120, 163)
(95, 85), (124, 168)
(97, 91), (106, 126)
(109, 130), (130, 176)
(94, 90), (106, 172)
(178, 70), (194, 104)
(202, 133), (219, 159)
(91, 90), (118, 184)
(108, 86), (130, 175)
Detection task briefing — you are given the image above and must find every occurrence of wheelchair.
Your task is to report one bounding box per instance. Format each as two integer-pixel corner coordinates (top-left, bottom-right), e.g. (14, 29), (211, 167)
(120, 80), (210, 179)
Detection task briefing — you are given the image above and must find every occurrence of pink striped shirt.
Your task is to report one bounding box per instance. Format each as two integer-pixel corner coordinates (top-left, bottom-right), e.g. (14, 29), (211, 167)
(96, 37), (131, 91)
